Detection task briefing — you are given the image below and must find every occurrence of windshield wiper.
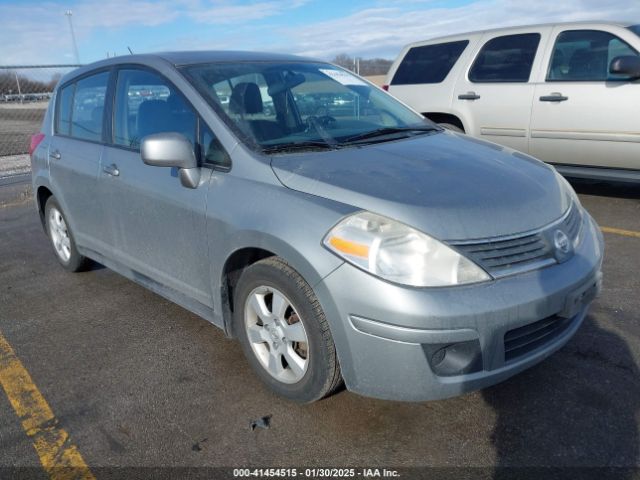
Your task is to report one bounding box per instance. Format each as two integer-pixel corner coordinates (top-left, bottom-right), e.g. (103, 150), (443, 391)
(342, 126), (440, 144)
(262, 141), (341, 154)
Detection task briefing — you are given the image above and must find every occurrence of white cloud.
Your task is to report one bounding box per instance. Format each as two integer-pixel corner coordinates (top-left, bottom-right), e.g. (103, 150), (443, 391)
(0, 0), (638, 64)
(0, 0), (309, 64)
(278, 0), (640, 58)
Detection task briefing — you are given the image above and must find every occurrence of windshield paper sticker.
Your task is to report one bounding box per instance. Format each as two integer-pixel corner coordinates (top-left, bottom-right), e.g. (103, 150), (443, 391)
(319, 69), (367, 86)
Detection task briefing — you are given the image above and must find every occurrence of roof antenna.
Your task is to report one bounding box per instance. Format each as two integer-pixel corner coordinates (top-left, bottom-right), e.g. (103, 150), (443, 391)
(127, 46), (134, 55)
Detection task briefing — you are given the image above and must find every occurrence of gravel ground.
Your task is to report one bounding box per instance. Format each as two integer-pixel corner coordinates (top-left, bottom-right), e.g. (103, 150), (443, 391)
(0, 154), (30, 178)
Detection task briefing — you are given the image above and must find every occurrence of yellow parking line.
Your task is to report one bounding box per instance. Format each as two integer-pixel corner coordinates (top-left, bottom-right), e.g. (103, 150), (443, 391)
(0, 330), (95, 480)
(601, 226), (640, 239)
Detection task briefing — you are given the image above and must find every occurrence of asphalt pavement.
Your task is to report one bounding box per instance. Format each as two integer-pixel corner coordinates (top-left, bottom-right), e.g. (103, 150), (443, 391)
(0, 179), (638, 478)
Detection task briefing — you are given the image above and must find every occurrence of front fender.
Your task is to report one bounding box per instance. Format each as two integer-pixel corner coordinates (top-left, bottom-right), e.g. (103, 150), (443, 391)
(205, 174), (355, 332)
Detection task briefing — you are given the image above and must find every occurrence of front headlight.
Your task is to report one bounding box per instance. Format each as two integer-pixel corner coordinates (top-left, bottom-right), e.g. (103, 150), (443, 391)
(556, 170), (581, 208)
(323, 212), (491, 287)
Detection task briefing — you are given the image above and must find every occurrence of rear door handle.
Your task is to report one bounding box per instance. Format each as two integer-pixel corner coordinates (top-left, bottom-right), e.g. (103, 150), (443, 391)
(540, 93), (568, 102)
(458, 92), (481, 100)
(102, 164), (120, 177)
(49, 150), (61, 160)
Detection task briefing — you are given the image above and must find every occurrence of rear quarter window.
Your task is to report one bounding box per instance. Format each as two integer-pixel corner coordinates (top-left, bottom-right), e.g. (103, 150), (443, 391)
(55, 84), (74, 135)
(391, 40), (469, 85)
(469, 33), (541, 83)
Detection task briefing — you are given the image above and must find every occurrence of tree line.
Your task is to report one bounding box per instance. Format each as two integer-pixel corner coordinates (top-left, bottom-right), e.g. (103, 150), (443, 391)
(0, 71), (62, 95)
(331, 54), (392, 76)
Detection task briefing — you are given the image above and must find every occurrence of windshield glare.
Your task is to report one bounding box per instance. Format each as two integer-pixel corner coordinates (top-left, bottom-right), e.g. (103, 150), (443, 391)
(182, 62), (437, 152)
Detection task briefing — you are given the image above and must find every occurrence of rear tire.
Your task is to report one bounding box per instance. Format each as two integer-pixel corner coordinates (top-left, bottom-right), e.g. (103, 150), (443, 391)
(233, 257), (343, 403)
(44, 197), (89, 272)
(439, 122), (464, 133)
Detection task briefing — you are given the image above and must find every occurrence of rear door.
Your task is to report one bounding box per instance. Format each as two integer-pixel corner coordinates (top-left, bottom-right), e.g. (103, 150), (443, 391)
(387, 37), (472, 116)
(452, 28), (551, 152)
(530, 26), (640, 170)
(48, 70), (111, 253)
(101, 67), (214, 307)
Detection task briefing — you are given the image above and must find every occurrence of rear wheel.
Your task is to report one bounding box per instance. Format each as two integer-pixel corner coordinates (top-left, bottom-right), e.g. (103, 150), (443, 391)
(44, 197), (89, 272)
(233, 257), (342, 403)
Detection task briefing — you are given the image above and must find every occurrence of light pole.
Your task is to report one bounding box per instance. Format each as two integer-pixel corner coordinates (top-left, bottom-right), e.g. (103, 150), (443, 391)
(65, 10), (81, 64)
(14, 71), (22, 104)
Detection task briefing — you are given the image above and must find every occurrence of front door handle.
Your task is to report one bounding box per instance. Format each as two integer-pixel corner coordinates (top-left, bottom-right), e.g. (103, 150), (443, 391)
(540, 93), (569, 102)
(458, 92), (481, 100)
(49, 150), (61, 160)
(102, 164), (120, 177)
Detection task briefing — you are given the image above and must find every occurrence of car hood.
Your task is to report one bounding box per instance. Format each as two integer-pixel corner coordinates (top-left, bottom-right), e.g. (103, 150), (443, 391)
(270, 131), (570, 240)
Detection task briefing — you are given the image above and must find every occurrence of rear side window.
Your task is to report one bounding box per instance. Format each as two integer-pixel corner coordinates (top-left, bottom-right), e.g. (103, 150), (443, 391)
(69, 72), (109, 141)
(469, 33), (541, 83)
(56, 84), (75, 135)
(113, 69), (196, 149)
(391, 40), (469, 85)
(547, 30), (639, 81)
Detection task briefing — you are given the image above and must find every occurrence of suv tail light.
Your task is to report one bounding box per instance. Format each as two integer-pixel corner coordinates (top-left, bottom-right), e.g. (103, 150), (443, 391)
(382, 84), (389, 91)
(29, 133), (45, 156)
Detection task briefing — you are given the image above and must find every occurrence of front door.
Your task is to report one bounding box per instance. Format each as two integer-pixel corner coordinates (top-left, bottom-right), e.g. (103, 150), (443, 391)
(530, 27), (640, 170)
(102, 67), (213, 307)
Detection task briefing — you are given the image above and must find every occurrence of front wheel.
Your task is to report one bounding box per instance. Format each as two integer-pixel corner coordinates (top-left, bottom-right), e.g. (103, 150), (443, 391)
(233, 257), (343, 403)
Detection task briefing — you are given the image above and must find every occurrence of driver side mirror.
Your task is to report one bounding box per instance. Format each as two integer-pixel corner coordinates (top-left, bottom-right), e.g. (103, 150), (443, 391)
(609, 55), (640, 79)
(140, 132), (201, 189)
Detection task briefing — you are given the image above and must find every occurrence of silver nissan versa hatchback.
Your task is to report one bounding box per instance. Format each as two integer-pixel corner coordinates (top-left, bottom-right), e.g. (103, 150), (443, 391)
(30, 51), (604, 403)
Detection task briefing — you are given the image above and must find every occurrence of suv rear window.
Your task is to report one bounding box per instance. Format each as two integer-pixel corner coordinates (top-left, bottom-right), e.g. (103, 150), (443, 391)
(469, 33), (541, 83)
(391, 40), (469, 85)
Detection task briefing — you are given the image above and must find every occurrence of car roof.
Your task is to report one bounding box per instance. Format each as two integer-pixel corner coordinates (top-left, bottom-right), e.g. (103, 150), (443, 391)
(403, 20), (635, 48)
(153, 50), (321, 65)
(58, 50), (324, 85)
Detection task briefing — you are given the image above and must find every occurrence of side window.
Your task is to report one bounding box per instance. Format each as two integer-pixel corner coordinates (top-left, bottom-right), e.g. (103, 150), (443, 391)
(547, 30), (639, 81)
(469, 33), (541, 83)
(56, 84), (75, 135)
(200, 122), (230, 169)
(391, 40), (469, 85)
(114, 69), (196, 149)
(69, 72), (109, 141)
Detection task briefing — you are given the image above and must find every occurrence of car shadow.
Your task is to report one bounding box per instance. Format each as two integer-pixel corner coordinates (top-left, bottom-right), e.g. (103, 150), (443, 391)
(566, 178), (640, 200)
(482, 313), (639, 478)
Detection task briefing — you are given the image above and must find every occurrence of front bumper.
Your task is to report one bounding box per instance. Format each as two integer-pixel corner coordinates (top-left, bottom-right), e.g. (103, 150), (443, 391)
(315, 211), (604, 401)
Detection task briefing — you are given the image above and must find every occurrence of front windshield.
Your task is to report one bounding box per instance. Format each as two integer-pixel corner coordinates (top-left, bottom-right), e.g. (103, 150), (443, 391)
(181, 61), (439, 152)
(630, 25), (640, 38)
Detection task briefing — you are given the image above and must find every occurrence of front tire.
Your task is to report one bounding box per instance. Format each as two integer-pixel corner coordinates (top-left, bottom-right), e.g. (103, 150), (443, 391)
(233, 257), (342, 403)
(44, 197), (89, 272)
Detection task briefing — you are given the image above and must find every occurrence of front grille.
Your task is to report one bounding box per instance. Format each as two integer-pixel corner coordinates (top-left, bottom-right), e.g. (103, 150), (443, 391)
(451, 204), (582, 277)
(504, 314), (573, 362)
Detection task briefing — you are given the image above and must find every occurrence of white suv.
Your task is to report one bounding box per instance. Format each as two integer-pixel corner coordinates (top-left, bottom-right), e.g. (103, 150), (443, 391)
(385, 22), (640, 183)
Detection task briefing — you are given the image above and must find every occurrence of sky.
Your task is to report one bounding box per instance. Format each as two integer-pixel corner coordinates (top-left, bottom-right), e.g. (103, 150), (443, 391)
(0, 0), (639, 65)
